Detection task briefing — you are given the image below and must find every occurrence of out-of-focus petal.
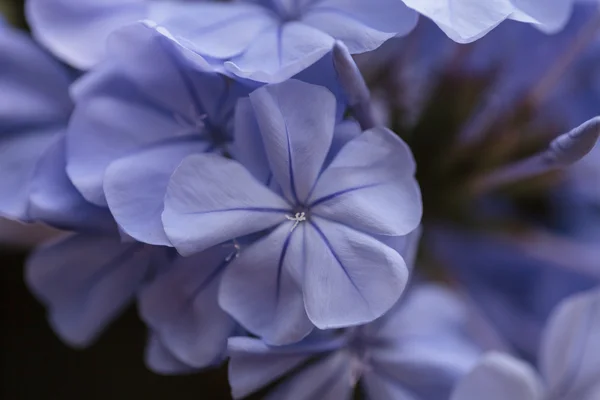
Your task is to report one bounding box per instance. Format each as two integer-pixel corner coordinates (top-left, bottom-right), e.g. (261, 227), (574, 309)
(450, 352), (543, 400)
(540, 288), (600, 399)
(25, 234), (161, 347)
(26, 0), (147, 68)
(140, 246), (237, 368)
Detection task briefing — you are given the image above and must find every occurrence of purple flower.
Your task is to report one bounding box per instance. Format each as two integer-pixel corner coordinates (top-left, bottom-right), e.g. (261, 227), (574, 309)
(228, 284), (481, 399)
(0, 22), (237, 369)
(27, 0), (418, 81)
(161, 78), (422, 344)
(451, 288), (600, 400)
(66, 21), (253, 246)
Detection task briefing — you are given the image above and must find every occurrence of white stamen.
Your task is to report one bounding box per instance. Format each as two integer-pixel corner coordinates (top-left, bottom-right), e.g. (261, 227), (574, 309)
(286, 212), (307, 232)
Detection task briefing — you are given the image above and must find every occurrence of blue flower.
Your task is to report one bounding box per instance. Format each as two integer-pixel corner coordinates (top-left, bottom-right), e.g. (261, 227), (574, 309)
(161, 78), (422, 344)
(66, 21), (254, 246)
(27, 0), (418, 81)
(228, 284), (481, 399)
(451, 288), (600, 400)
(0, 22), (238, 369)
(402, 0), (574, 44)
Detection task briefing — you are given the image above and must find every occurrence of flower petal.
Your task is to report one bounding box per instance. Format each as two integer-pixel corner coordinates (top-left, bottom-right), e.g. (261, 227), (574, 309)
(29, 137), (115, 233)
(0, 129), (58, 220)
(163, 154), (289, 256)
(26, 0), (147, 68)
(249, 79), (337, 203)
(402, 0), (515, 43)
(230, 98), (271, 184)
(105, 138), (209, 246)
(67, 88), (184, 206)
(450, 352), (543, 400)
(0, 23), (71, 126)
(265, 351), (354, 400)
(304, 0), (418, 53)
(540, 288), (600, 399)
(227, 336), (312, 399)
(25, 234), (162, 347)
(145, 333), (197, 375)
(225, 22), (334, 84)
(139, 246), (237, 368)
(303, 217), (409, 329)
(219, 224), (314, 345)
(150, 2), (275, 60)
(311, 127), (421, 236)
(68, 22), (237, 207)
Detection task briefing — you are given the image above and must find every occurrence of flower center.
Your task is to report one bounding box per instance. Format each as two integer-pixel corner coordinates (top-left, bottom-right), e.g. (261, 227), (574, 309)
(285, 211), (307, 231)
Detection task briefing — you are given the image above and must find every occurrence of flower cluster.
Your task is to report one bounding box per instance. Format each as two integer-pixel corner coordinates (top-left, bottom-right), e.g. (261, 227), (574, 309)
(1, 0), (599, 398)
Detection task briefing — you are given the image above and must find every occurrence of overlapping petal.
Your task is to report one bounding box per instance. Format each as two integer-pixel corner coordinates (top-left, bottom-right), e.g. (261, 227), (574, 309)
(163, 154), (290, 256)
(104, 138), (209, 246)
(450, 352), (543, 400)
(140, 246), (237, 368)
(67, 22), (242, 206)
(29, 138), (115, 233)
(304, 0), (418, 53)
(25, 234), (161, 347)
(219, 224), (314, 345)
(26, 0), (147, 68)
(310, 127), (421, 236)
(303, 217), (408, 328)
(540, 288), (600, 399)
(249, 79), (337, 203)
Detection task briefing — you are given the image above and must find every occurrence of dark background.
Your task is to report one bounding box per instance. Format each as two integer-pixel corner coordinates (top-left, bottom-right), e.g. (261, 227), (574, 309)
(1, 0), (232, 398)
(1, 246), (233, 399)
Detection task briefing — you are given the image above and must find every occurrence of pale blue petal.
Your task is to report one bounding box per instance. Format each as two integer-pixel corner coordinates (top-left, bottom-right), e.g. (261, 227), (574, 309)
(139, 246), (236, 368)
(219, 224), (313, 345)
(104, 139), (209, 246)
(540, 288), (600, 399)
(163, 154), (290, 256)
(0, 25), (72, 126)
(228, 336), (312, 399)
(29, 137), (115, 233)
(402, 0), (515, 43)
(265, 351), (354, 400)
(303, 217), (408, 329)
(451, 352), (543, 400)
(310, 127), (421, 236)
(230, 98), (271, 184)
(25, 234), (159, 347)
(249, 79), (337, 203)
(304, 0), (418, 53)
(68, 22), (235, 207)
(67, 85), (184, 206)
(0, 130), (58, 220)
(149, 2), (275, 60)
(145, 333), (197, 375)
(225, 22), (334, 84)
(511, 0), (573, 33)
(26, 0), (147, 68)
